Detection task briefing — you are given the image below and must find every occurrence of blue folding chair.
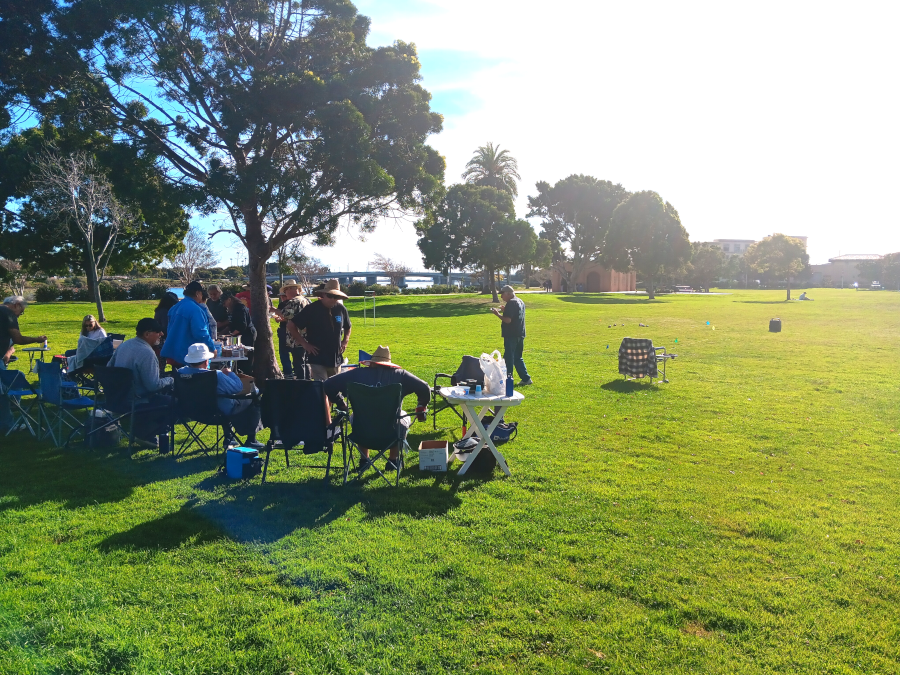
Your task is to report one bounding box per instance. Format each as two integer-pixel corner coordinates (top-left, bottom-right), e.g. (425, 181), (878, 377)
(35, 361), (94, 447)
(0, 368), (42, 437)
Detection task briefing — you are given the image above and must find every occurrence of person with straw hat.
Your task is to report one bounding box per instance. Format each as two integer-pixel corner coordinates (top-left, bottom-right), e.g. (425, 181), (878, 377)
(288, 279), (351, 381)
(274, 281), (309, 378)
(323, 345), (430, 473)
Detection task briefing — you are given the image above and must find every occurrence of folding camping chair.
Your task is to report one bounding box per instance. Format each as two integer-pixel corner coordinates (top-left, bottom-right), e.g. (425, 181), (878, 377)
(0, 368), (42, 437)
(172, 371), (229, 457)
(85, 366), (173, 450)
(346, 382), (412, 487)
(618, 337), (677, 383)
(432, 355), (485, 430)
(260, 378), (347, 484)
(35, 360), (94, 447)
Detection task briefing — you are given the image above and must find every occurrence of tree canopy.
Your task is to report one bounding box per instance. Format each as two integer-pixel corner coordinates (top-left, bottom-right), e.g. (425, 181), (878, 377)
(743, 234), (809, 300)
(527, 174), (629, 292)
(0, 124), (189, 298)
(603, 191), (690, 299)
(686, 242), (727, 290)
(2, 0), (445, 378)
(417, 184), (536, 301)
(462, 142), (521, 197)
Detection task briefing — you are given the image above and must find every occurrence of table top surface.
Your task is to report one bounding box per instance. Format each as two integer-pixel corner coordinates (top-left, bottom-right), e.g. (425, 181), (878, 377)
(22, 347), (50, 352)
(210, 356), (249, 363)
(439, 386), (524, 404)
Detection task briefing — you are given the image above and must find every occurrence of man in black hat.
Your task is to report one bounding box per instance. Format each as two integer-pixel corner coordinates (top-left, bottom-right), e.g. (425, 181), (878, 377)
(288, 279), (351, 381)
(107, 317), (177, 449)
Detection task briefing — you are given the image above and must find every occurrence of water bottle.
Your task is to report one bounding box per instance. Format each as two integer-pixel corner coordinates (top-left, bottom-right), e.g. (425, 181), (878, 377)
(505, 374), (514, 397)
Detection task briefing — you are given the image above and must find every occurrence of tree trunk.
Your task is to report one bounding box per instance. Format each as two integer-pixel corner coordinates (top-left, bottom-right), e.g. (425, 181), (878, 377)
(524, 262), (532, 288)
(248, 251), (280, 381)
(647, 274), (656, 300)
(85, 260), (106, 322)
(490, 268), (499, 302)
(786, 278), (791, 301)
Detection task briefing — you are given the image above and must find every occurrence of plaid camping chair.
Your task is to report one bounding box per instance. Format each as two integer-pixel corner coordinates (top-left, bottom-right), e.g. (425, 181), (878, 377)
(432, 355), (485, 430)
(0, 368), (42, 437)
(85, 366), (173, 450)
(618, 338), (677, 383)
(346, 382), (412, 487)
(260, 378), (347, 484)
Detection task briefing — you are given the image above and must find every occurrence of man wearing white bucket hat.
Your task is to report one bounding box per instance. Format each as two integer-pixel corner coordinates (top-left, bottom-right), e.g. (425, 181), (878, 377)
(177, 343), (263, 448)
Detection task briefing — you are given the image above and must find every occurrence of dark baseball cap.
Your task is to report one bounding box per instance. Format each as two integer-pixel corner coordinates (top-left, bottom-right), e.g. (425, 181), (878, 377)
(136, 317), (163, 335)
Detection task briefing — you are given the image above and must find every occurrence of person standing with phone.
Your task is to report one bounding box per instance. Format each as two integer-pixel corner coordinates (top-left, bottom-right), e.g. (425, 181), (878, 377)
(490, 285), (533, 386)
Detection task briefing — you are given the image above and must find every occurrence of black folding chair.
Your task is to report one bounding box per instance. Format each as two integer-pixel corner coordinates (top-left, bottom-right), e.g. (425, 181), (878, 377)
(618, 337), (677, 383)
(172, 371), (231, 457)
(0, 368), (42, 437)
(346, 382), (411, 487)
(260, 378), (347, 484)
(85, 367), (173, 450)
(432, 355), (484, 430)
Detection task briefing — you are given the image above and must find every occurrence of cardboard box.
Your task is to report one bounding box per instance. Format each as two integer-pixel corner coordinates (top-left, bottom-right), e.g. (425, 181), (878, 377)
(418, 440), (450, 472)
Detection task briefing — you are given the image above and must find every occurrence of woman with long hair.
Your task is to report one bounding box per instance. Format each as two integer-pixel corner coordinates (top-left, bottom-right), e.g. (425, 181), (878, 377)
(80, 314), (107, 340)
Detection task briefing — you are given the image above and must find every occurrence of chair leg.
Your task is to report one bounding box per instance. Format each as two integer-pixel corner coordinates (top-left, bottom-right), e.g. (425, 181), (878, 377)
(261, 442), (273, 483)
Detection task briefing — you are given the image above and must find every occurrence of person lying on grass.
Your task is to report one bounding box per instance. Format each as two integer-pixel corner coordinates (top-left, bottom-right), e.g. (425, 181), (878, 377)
(322, 345), (429, 473)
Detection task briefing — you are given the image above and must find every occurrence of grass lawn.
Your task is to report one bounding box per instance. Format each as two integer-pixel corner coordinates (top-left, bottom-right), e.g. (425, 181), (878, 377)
(1, 289), (899, 674)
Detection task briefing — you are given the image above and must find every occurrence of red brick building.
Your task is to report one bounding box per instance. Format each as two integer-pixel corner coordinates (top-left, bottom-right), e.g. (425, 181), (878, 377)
(551, 262), (636, 292)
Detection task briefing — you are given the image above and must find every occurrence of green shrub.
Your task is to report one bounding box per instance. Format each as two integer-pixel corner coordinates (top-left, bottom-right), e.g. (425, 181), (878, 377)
(346, 281), (368, 296)
(34, 284), (60, 303)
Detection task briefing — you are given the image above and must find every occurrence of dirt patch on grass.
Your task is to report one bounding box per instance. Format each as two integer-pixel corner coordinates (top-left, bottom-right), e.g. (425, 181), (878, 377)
(682, 622), (713, 638)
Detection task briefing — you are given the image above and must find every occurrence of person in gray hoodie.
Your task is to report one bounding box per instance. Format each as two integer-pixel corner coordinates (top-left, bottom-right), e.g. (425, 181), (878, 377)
(107, 317), (177, 449)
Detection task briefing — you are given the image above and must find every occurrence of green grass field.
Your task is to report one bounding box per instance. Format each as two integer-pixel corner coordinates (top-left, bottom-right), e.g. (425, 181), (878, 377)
(1, 289), (899, 674)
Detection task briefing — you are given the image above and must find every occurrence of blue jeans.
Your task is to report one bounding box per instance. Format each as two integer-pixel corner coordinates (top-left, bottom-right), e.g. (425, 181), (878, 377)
(503, 336), (530, 381)
(0, 359), (12, 430)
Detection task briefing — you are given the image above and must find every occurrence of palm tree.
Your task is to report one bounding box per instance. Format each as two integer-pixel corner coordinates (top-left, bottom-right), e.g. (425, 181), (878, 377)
(462, 142), (522, 197)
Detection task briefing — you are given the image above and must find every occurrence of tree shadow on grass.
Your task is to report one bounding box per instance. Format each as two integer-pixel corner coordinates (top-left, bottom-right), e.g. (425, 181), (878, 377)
(98, 503), (223, 551)
(600, 379), (661, 393)
(557, 294), (668, 305)
(734, 300), (791, 304)
(184, 450), (467, 544)
(344, 298), (491, 319)
(0, 440), (136, 512)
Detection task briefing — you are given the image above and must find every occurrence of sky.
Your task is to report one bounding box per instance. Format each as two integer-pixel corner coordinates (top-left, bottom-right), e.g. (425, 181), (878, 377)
(207, 0), (900, 269)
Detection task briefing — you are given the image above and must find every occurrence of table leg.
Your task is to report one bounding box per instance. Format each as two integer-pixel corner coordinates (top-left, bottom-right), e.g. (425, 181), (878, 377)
(457, 404), (512, 477)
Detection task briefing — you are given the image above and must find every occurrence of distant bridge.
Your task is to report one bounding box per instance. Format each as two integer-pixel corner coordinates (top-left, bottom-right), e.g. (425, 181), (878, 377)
(266, 271), (473, 287)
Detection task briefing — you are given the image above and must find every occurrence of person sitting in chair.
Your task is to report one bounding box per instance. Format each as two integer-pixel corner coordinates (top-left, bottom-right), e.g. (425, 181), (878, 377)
(106, 317), (176, 449)
(323, 345), (429, 473)
(177, 343), (263, 448)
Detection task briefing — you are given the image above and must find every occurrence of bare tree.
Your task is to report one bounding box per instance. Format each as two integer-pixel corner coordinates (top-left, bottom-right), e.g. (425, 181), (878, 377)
(167, 225), (218, 285)
(369, 253), (412, 288)
(0, 259), (27, 297)
(288, 248), (330, 294)
(30, 151), (132, 321)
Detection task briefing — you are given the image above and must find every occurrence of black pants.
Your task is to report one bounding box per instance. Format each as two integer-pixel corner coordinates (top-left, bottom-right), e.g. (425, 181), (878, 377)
(225, 399), (262, 443)
(133, 394), (177, 440)
(279, 342), (309, 379)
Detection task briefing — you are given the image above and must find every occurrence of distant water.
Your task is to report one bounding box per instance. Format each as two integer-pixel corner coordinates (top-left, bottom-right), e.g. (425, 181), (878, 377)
(167, 287), (184, 298)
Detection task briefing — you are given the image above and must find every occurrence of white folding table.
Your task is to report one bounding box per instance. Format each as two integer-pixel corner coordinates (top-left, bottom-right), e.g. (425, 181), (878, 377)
(439, 387), (524, 477)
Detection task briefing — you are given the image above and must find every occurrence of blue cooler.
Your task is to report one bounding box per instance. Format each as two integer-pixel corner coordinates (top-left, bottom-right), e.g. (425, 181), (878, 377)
(226, 447), (261, 479)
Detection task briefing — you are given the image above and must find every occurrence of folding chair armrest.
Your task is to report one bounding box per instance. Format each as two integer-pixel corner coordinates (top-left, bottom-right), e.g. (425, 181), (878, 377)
(433, 373), (452, 387)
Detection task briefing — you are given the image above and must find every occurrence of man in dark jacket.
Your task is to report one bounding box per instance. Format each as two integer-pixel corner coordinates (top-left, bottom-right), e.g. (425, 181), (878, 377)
(222, 292), (256, 373)
(490, 285), (532, 385)
(323, 345), (429, 472)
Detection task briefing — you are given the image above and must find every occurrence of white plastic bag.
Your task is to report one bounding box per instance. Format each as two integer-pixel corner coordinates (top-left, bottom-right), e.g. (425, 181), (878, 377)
(479, 350), (507, 395)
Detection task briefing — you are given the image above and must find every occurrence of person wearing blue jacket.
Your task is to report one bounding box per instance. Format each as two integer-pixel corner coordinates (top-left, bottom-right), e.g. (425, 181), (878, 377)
(160, 281), (215, 367)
